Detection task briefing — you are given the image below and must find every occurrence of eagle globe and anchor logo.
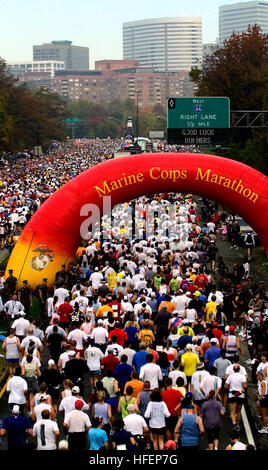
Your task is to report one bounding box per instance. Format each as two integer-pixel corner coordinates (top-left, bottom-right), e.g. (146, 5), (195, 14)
(30, 245), (54, 271)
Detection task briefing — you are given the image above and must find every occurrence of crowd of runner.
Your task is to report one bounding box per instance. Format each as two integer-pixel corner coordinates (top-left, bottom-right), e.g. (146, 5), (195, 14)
(0, 139), (267, 452)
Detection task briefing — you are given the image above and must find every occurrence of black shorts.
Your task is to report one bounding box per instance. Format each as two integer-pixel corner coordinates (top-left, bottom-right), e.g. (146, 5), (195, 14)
(206, 427), (220, 444)
(149, 426), (166, 435)
(166, 416), (179, 432)
(228, 396), (245, 405)
(24, 376), (40, 394)
(260, 398), (268, 408)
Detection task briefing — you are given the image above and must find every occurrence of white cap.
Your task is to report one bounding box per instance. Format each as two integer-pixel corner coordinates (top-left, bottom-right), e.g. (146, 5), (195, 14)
(72, 386), (80, 394)
(67, 350), (76, 356)
(186, 292), (192, 296)
(98, 319), (103, 325)
(186, 343), (193, 350)
(12, 405), (20, 414)
(48, 359), (55, 366)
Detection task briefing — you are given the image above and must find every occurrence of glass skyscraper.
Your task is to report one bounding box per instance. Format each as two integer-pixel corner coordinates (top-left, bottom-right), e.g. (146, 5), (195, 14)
(123, 17), (202, 72)
(219, 1), (268, 45)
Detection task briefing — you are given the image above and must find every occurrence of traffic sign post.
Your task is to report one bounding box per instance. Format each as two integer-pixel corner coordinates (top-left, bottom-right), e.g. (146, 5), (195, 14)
(167, 97), (230, 145)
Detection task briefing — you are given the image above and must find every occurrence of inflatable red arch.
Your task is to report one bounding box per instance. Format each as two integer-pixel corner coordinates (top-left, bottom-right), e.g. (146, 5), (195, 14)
(6, 153), (268, 288)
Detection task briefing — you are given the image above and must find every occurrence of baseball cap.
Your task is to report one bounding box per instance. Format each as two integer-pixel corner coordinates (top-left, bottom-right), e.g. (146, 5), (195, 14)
(72, 386), (80, 395)
(248, 309), (255, 315)
(186, 292), (192, 297)
(186, 343), (192, 350)
(12, 405), (20, 414)
(194, 291), (201, 296)
(75, 399), (84, 410)
(68, 350), (76, 356)
(98, 319), (103, 325)
(210, 338), (217, 344)
(48, 359), (55, 366)
(225, 325), (230, 332)
(229, 326), (235, 332)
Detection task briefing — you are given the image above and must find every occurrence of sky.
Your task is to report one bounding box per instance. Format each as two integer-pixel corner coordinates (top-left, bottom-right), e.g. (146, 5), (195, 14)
(1, 0), (247, 67)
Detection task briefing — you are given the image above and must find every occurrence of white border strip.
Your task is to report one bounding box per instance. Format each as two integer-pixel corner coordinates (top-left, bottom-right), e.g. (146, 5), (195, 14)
(241, 404), (256, 447)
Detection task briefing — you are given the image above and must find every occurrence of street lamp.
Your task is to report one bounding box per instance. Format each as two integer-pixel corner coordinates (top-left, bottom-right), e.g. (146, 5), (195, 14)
(135, 89), (141, 138)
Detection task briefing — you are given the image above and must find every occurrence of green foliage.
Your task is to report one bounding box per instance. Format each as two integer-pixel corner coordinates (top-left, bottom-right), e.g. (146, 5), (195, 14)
(0, 58), (70, 152)
(190, 25), (268, 174)
(66, 98), (167, 139)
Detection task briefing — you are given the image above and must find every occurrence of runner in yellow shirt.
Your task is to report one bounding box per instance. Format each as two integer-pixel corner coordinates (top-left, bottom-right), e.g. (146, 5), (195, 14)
(205, 296), (217, 322)
(181, 344), (200, 390)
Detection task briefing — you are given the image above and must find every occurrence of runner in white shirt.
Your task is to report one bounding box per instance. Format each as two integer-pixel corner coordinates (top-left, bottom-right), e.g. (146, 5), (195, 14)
(54, 285), (69, 305)
(104, 341), (123, 357)
(33, 410), (60, 450)
(90, 321), (108, 350)
(6, 371), (28, 407)
(11, 313), (30, 339)
(139, 355), (163, 390)
(84, 339), (104, 388)
(67, 325), (88, 353)
(191, 363), (210, 411)
(73, 293), (88, 312)
(59, 391), (89, 420)
(21, 330), (43, 354)
(90, 269), (103, 290)
(123, 405), (149, 437)
(33, 397), (55, 422)
(200, 368), (222, 399)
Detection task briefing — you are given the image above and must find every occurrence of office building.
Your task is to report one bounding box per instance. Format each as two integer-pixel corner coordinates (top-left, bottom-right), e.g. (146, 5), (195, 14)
(123, 17), (202, 72)
(7, 60), (65, 79)
(33, 40), (89, 70)
(53, 60), (195, 107)
(219, 1), (268, 45)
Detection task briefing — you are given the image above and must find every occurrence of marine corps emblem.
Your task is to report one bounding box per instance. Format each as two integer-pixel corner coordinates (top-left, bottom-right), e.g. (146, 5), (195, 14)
(30, 245), (54, 271)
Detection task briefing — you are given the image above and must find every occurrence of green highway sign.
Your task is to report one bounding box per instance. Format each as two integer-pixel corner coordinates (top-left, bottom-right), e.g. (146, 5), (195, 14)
(167, 97), (230, 145)
(65, 117), (79, 123)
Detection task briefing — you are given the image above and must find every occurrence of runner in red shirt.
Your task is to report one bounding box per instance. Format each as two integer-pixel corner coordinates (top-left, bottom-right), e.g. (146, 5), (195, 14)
(57, 299), (73, 332)
(212, 322), (224, 341)
(101, 349), (120, 374)
(195, 270), (209, 289)
(162, 377), (182, 440)
(108, 297), (122, 322)
(108, 322), (128, 346)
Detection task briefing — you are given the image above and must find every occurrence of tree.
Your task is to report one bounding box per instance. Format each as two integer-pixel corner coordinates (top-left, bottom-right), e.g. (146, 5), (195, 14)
(189, 25), (268, 174)
(190, 25), (268, 110)
(0, 57), (70, 152)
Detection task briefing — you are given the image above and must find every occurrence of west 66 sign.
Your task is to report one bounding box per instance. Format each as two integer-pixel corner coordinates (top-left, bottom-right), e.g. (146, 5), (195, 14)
(167, 97), (230, 145)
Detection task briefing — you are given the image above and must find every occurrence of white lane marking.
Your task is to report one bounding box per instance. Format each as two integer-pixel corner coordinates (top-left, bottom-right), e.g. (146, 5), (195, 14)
(242, 404), (256, 447)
